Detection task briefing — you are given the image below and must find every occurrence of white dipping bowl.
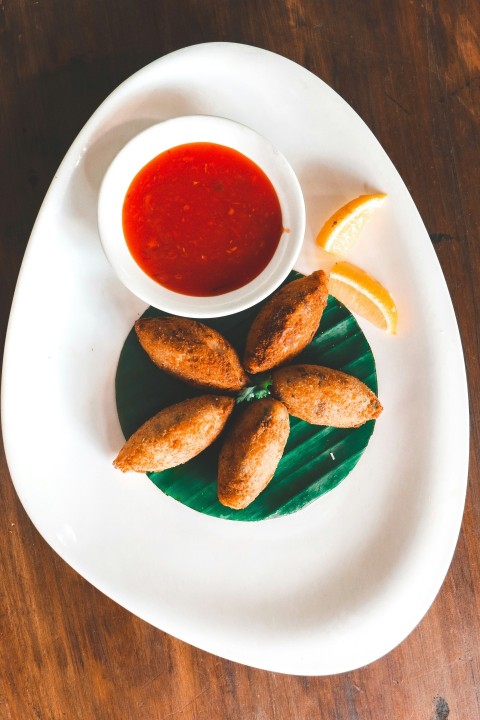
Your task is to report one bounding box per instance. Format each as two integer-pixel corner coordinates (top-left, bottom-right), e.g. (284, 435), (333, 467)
(98, 115), (305, 317)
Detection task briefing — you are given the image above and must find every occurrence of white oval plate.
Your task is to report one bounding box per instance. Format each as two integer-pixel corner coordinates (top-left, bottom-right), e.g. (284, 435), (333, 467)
(1, 43), (469, 675)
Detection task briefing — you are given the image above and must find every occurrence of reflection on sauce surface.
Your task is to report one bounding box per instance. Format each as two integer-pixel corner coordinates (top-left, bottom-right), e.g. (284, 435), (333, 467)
(122, 142), (283, 296)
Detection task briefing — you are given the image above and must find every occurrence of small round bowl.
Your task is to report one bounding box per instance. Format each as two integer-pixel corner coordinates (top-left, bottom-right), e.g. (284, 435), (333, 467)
(98, 115), (305, 318)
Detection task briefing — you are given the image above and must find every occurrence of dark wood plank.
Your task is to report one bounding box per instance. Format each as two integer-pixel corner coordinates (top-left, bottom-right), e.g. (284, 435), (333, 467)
(1, 0), (479, 718)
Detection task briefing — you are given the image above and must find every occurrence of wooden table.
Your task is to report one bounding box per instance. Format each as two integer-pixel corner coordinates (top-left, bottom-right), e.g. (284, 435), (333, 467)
(1, 1), (478, 717)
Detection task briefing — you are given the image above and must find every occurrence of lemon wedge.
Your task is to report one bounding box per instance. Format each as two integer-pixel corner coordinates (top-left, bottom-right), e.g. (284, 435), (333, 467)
(316, 193), (387, 256)
(329, 261), (398, 333)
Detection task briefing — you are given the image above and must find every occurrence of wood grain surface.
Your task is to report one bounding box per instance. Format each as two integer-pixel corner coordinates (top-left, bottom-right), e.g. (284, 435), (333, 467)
(1, 1), (479, 718)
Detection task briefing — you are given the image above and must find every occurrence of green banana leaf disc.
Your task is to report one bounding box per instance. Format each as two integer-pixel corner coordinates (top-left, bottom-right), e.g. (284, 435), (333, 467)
(115, 272), (378, 521)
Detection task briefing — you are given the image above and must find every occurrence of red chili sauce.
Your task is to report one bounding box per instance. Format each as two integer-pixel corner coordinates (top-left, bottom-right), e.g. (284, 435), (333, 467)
(122, 142), (283, 296)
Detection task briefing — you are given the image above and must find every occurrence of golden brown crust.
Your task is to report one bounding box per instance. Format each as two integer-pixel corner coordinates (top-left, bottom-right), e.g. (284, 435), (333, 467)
(217, 399), (290, 509)
(114, 395), (235, 473)
(243, 270), (329, 374)
(271, 364), (382, 428)
(135, 316), (249, 392)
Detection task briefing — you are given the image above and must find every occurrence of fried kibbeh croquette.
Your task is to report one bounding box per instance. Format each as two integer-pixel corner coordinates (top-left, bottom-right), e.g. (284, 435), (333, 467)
(243, 270), (329, 374)
(135, 316), (249, 392)
(271, 364), (382, 428)
(114, 395), (234, 473)
(217, 399), (290, 509)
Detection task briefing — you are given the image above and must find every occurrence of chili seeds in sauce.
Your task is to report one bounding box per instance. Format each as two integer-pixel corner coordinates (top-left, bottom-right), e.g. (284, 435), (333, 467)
(122, 142), (283, 296)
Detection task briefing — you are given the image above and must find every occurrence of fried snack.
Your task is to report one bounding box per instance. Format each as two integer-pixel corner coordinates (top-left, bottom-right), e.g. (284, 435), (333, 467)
(271, 364), (382, 427)
(135, 316), (249, 392)
(243, 270), (329, 374)
(217, 399), (290, 509)
(114, 395), (234, 473)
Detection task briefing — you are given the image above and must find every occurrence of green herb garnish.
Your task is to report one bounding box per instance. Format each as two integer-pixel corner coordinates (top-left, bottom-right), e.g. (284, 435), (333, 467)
(236, 376), (272, 404)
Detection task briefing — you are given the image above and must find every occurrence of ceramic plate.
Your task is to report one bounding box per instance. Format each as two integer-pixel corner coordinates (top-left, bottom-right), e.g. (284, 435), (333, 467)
(1, 43), (468, 675)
